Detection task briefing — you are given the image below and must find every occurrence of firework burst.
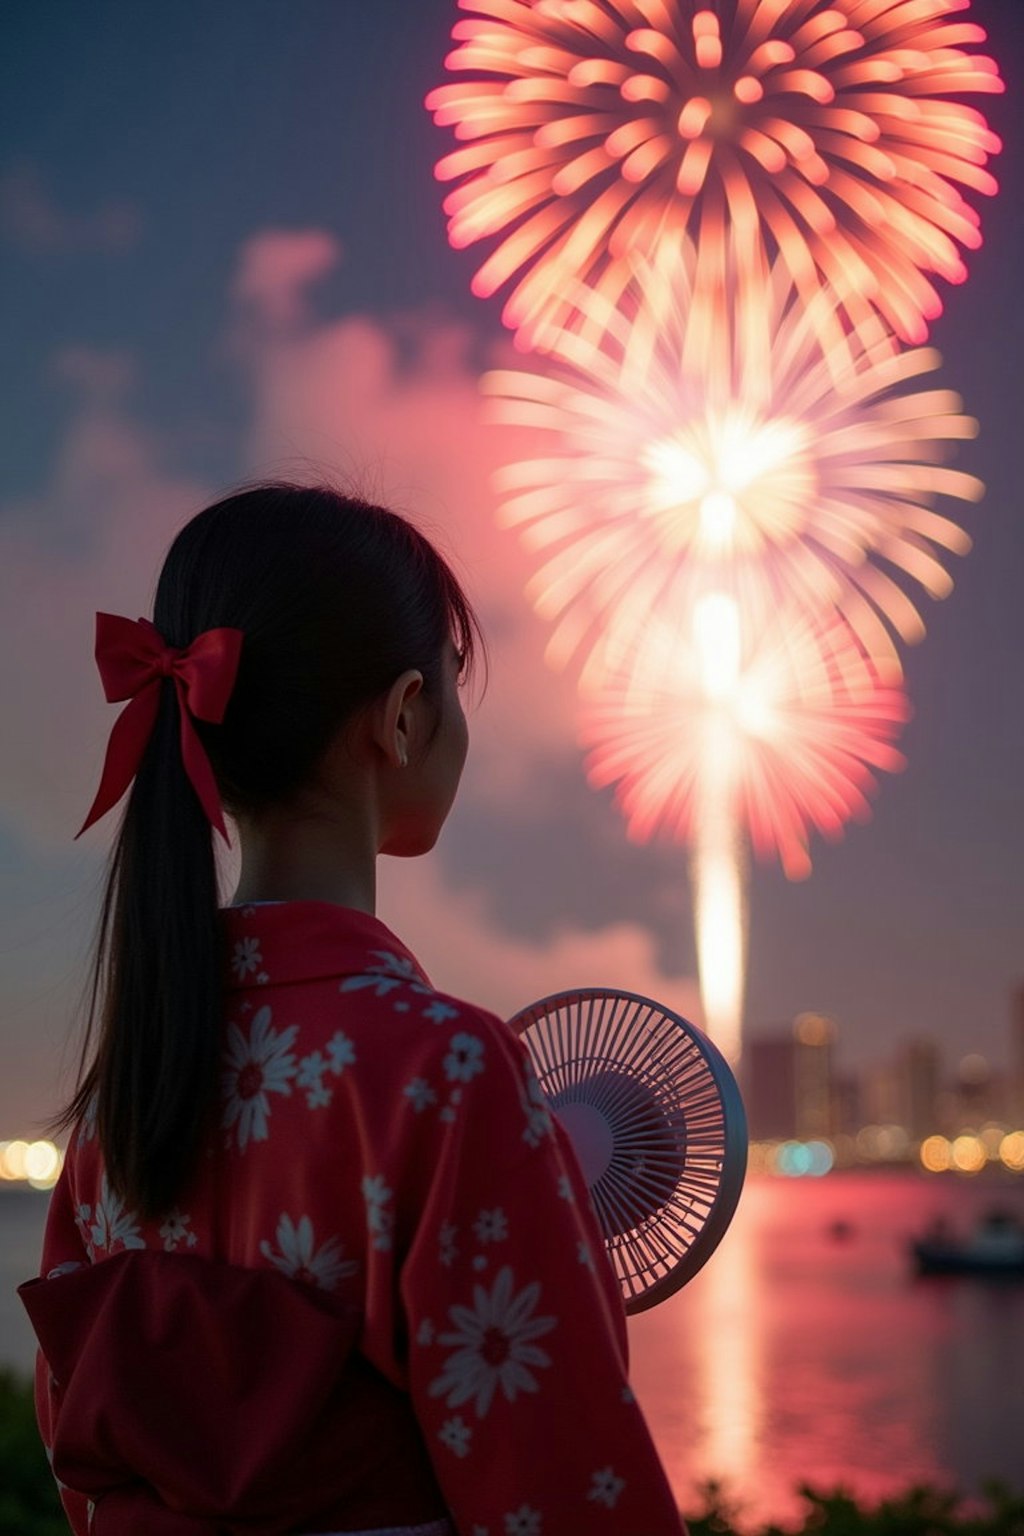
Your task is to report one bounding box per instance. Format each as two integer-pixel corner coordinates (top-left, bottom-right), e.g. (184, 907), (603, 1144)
(483, 239), (983, 683)
(580, 600), (910, 880)
(427, 0), (1002, 349)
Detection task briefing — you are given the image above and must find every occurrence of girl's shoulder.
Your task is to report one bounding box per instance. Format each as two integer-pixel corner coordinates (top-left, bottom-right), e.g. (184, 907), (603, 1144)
(340, 962), (532, 1087)
(377, 983), (557, 1173)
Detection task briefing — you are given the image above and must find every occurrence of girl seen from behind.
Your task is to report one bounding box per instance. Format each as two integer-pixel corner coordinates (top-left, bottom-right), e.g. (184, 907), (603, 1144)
(20, 480), (687, 1536)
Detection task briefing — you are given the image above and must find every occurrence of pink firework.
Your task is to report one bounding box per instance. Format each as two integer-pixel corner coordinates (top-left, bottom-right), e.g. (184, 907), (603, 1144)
(580, 603), (910, 879)
(483, 239), (984, 682)
(427, 0), (1003, 348)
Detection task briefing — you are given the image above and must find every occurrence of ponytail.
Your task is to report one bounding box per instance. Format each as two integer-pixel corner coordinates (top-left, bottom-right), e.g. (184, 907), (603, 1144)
(51, 678), (222, 1221)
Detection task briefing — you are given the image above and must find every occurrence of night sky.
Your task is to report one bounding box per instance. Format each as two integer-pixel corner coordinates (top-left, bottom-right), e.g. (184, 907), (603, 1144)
(2, 0), (1023, 1137)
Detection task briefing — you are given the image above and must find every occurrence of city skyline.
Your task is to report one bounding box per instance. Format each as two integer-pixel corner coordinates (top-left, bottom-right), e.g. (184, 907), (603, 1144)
(744, 987), (1024, 1151)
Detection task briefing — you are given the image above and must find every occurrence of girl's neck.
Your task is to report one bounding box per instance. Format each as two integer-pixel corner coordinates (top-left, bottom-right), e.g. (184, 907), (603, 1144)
(230, 804), (378, 917)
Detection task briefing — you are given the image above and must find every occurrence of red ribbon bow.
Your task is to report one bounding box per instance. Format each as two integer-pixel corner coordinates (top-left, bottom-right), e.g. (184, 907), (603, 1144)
(75, 613), (244, 846)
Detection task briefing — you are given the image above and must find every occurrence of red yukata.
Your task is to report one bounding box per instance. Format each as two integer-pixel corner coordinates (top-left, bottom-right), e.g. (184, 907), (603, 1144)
(21, 900), (686, 1536)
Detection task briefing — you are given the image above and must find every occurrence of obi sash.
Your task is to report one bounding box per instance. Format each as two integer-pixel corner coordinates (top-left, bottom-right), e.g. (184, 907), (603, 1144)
(18, 1249), (450, 1536)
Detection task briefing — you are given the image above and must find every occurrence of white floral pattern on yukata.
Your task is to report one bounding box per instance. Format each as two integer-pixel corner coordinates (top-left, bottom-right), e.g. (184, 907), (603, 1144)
(259, 1212), (358, 1291)
(517, 1066), (554, 1150)
(362, 1173), (394, 1251)
(158, 1207), (198, 1251)
(504, 1506), (542, 1535)
(443, 1033), (485, 1084)
(75, 1173), (146, 1259)
(428, 1265), (556, 1417)
(404, 1077), (438, 1112)
(438, 1414), (473, 1458)
(340, 953), (466, 1039)
(326, 1029), (356, 1073)
(422, 998), (460, 1024)
(296, 1051), (332, 1109)
(339, 950), (433, 999)
(472, 1208), (508, 1245)
(295, 1030), (358, 1109)
(231, 936), (262, 981)
(588, 1467), (626, 1508)
(46, 1260), (86, 1280)
(221, 1004), (298, 1151)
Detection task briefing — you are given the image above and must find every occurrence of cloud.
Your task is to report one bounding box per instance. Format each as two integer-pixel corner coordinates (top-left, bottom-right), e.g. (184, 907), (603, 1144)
(0, 349), (214, 1132)
(437, 757), (695, 975)
(227, 228), (343, 337)
(0, 346), (210, 843)
(377, 851), (703, 1029)
(50, 346), (138, 405)
(0, 160), (142, 253)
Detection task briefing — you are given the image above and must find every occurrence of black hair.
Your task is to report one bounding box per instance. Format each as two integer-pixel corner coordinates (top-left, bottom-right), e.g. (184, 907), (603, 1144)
(48, 479), (483, 1221)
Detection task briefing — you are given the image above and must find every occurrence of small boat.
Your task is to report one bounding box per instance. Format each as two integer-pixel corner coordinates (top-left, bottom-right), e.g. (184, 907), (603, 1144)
(912, 1209), (1024, 1277)
(827, 1218), (855, 1242)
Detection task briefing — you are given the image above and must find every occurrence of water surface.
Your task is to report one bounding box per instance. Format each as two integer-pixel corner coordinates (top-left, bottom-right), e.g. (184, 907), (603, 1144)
(629, 1171), (1024, 1526)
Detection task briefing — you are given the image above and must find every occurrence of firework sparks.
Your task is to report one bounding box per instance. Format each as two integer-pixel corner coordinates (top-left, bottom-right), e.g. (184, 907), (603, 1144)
(427, 0), (1002, 348)
(580, 599), (910, 881)
(689, 593), (747, 1062)
(483, 240), (983, 683)
(692, 828), (745, 1064)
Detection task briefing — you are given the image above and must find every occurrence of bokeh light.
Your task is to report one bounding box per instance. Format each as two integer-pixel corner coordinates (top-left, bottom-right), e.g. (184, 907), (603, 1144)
(856, 1123), (910, 1162)
(950, 1133), (986, 1174)
(999, 1132), (1024, 1173)
(24, 1140), (62, 1187)
(919, 1134), (951, 1173)
(774, 1139), (834, 1176)
(0, 1138), (62, 1187)
(0, 1140), (29, 1179)
(794, 1012), (836, 1046)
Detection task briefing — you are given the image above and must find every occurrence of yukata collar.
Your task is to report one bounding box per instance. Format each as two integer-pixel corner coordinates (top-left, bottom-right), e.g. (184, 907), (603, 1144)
(218, 900), (432, 992)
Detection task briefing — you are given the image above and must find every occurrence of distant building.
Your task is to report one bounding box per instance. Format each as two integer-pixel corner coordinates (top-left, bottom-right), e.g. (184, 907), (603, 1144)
(793, 1012), (837, 1140)
(831, 1072), (862, 1137)
(744, 1013), (838, 1141)
(861, 1057), (904, 1127)
(744, 1033), (797, 1141)
(898, 1038), (941, 1141)
(955, 1052), (997, 1127)
(1012, 984), (1024, 1122)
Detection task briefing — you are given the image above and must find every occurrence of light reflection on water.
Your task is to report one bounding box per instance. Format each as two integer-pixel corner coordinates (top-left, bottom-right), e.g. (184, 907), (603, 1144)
(628, 1172), (1024, 1529)
(694, 1216), (759, 1489)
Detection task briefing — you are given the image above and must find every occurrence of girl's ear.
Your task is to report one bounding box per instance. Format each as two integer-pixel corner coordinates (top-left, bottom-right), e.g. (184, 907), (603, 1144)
(373, 669), (424, 768)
